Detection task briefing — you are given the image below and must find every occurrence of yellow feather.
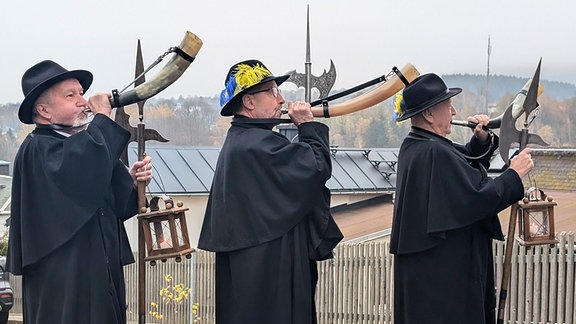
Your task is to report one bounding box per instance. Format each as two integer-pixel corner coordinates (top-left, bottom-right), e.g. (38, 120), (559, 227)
(394, 92), (403, 115)
(234, 63), (271, 95)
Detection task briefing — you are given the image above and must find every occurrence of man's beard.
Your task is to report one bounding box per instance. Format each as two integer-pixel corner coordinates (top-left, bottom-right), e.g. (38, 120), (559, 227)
(69, 114), (93, 133)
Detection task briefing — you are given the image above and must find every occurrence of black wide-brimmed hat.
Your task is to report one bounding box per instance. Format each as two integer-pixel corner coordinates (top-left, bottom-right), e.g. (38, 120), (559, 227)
(219, 59), (289, 116)
(396, 73), (462, 121)
(18, 60), (93, 124)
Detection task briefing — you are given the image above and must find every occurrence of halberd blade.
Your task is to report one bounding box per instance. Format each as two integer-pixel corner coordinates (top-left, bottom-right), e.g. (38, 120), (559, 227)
(523, 58), (542, 118)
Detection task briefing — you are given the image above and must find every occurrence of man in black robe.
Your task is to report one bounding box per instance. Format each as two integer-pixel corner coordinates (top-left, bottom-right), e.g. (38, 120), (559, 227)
(198, 59), (343, 324)
(7, 60), (152, 324)
(389, 73), (534, 324)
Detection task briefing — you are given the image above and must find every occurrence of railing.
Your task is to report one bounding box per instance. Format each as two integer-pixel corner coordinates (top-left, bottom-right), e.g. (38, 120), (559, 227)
(494, 231), (576, 324)
(7, 255), (195, 324)
(124, 256), (194, 323)
(7, 232), (575, 324)
(315, 241), (394, 324)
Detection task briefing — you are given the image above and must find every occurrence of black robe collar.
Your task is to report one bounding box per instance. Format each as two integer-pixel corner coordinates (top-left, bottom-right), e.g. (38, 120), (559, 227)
(231, 114), (292, 129)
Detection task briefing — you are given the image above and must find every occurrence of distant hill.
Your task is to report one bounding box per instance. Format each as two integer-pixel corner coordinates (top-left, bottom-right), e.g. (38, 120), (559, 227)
(442, 73), (576, 101)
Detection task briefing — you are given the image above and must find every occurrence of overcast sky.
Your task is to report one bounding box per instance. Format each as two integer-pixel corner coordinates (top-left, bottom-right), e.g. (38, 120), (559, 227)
(1, 0), (575, 105)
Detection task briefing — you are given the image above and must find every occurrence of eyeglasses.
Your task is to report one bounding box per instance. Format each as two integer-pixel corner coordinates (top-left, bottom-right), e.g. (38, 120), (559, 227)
(248, 87), (281, 98)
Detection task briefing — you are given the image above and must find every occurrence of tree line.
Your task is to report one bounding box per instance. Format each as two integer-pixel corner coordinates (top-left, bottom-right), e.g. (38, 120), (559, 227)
(2, 76), (576, 173)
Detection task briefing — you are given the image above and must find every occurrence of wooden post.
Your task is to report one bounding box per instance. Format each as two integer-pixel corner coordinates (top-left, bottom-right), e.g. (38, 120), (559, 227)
(135, 41), (147, 324)
(497, 203), (518, 323)
(137, 123), (147, 324)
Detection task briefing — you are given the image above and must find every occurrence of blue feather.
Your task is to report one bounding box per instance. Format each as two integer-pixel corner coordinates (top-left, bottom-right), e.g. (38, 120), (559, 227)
(219, 77), (237, 107)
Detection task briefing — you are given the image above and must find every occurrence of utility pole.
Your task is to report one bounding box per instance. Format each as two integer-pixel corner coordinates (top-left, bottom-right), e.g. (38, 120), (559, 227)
(485, 35), (492, 114)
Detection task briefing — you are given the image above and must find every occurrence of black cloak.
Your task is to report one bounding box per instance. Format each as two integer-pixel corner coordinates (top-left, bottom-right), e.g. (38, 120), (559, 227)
(7, 115), (138, 324)
(198, 118), (343, 324)
(390, 127), (524, 324)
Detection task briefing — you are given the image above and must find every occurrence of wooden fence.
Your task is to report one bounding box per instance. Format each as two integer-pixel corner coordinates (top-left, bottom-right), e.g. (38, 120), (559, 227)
(494, 232), (576, 324)
(7, 255), (195, 324)
(124, 256), (195, 323)
(7, 232), (576, 324)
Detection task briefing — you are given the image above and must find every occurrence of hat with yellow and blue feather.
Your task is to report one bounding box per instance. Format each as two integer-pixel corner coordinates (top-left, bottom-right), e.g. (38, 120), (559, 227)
(219, 59), (289, 116)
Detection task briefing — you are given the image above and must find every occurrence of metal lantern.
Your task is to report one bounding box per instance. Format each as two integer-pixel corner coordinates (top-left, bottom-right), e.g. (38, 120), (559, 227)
(516, 187), (559, 247)
(137, 195), (195, 265)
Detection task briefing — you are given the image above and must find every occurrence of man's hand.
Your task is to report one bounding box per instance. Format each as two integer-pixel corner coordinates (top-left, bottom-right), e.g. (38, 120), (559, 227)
(467, 114), (491, 143)
(87, 93), (112, 118)
(288, 101), (314, 126)
(509, 148), (534, 178)
(129, 155), (153, 188)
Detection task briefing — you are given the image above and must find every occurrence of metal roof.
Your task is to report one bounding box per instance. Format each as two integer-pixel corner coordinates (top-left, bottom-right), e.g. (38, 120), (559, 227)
(328, 148), (397, 192)
(128, 144), (398, 195)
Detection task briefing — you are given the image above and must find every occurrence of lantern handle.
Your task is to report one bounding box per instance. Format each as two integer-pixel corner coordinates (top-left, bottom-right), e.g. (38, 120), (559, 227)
(525, 187), (547, 201)
(149, 195), (174, 211)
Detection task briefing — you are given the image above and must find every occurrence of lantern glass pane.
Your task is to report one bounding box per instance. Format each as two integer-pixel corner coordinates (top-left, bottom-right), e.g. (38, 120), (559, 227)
(527, 209), (550, 237)
(151, 220), (173, 250)
(175, 218), (185, 246)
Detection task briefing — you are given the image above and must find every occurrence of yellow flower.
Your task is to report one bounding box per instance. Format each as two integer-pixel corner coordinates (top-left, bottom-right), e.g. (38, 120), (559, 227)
(150, 274), (201, 322)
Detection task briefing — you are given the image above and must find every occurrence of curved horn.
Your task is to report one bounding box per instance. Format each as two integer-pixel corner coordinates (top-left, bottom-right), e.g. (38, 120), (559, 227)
(311, 63), (420, 118)
(451, 115), (503, 129)
(110, 31), (203, 107)
(451, 80), (544, 130)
